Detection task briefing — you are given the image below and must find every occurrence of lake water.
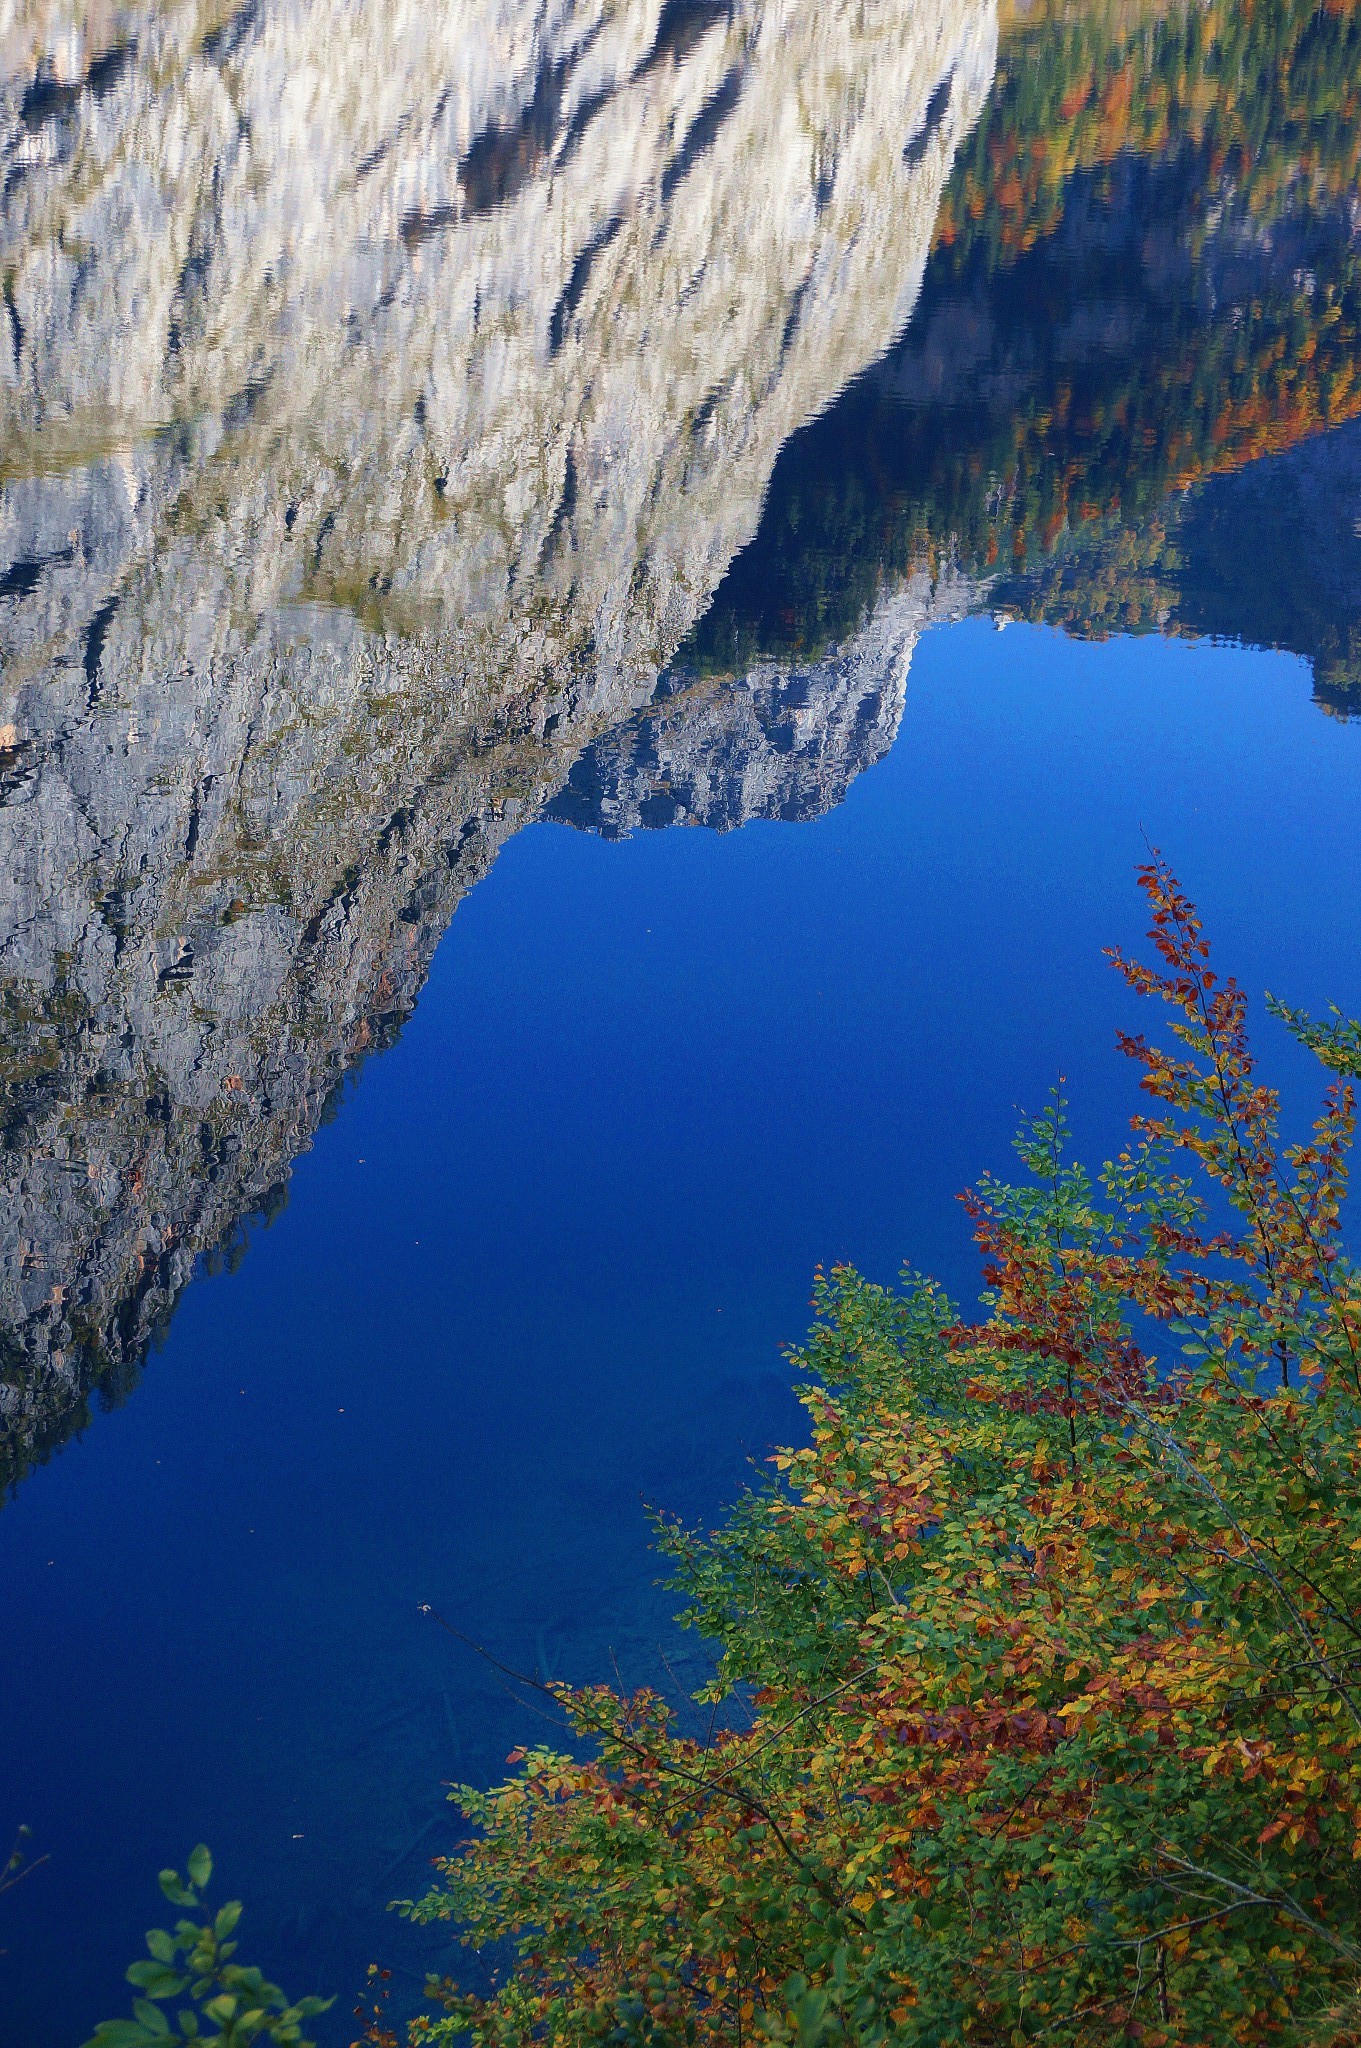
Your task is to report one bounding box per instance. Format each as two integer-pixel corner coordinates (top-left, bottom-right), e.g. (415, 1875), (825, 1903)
(3, 0), (1361, 2039)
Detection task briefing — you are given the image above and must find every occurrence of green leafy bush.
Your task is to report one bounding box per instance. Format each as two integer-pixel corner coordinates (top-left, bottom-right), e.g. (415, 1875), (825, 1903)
(103, 862), (1361, 2044)
(85, 1847), (330, 2048)
(388, 860), (1361, 2044)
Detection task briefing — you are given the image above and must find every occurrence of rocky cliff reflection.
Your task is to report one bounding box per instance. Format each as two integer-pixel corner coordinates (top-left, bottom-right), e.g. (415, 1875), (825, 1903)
(0, 0), (998, 1482)
(547, 570), (976, 839)
(6, 0), (1361, 1488)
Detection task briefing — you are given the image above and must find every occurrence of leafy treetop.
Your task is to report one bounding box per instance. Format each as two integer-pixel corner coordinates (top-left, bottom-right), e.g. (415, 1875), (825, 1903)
(384, 857), (1361, 2045)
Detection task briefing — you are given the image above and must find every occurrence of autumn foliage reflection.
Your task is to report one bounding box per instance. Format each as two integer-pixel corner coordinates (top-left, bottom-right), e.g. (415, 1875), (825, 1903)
(692, 0), (1361, 699)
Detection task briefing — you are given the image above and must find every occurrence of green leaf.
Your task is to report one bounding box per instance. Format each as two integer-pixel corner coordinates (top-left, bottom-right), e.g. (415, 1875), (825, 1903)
(82, 2023), (157, 2048)
(186, 1845), (213, 1891)
(214, 1901), (242, 1940)
(146, 1929), (177, 1964)
(151, 1977), (188, 2004)
(126, 1965), (188, 1998)
(132, 2002), (171, 2037)
(203, 1996), (238, 2025)
(158, 1872), (196, 1908)
(176, 2018), (199, 2041)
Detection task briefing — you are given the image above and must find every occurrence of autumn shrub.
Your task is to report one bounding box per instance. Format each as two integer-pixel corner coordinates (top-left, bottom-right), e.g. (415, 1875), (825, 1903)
(390, 858), (1361, 2045)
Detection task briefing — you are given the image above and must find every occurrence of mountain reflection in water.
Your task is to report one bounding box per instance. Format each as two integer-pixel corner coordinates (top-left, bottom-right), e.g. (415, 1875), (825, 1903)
(4, 0), (1361, 1482)
(0, 0), (995, 1483)
(2, 0), (1361, 2035)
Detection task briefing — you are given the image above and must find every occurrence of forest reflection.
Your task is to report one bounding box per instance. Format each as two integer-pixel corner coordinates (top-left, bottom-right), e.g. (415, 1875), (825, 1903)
(694, 0), (1361, 704)
(2, 0), (1359, 1490)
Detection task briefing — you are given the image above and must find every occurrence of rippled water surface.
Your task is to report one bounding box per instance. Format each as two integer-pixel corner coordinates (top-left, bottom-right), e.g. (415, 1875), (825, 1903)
(3, 0), (1361, 2036)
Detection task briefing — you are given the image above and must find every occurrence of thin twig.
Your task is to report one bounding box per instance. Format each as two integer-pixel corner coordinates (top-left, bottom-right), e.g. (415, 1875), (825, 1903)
(418, 1605), (864, 1927)
(0, 1851), (48, 1897)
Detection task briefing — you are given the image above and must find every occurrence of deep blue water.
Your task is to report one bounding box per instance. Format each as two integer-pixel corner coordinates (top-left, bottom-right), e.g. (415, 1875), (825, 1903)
(4, 617), (1361, 2042)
